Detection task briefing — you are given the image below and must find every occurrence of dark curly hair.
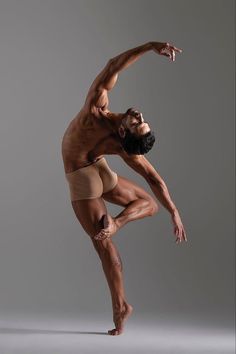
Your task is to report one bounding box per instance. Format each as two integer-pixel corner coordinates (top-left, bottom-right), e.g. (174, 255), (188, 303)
(121, 129), (156, 155)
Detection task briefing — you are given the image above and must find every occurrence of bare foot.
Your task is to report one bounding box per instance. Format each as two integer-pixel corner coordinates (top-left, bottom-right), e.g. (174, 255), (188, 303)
(94, 214), (119, 241)
(108, 303), (133, 336)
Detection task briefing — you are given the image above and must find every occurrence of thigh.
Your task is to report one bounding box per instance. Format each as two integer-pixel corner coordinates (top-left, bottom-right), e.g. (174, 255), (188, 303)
(71, 197), (115, 254)
(102, 175), (156, 206)
(71, 197), (107, 238)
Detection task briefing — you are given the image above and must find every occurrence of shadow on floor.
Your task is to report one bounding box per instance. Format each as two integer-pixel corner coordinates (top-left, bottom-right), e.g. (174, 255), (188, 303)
(0, 327), (108, 335)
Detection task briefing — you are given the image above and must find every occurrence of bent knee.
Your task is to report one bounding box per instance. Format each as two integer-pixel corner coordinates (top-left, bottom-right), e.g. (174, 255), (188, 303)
(149, 199), (159, 216)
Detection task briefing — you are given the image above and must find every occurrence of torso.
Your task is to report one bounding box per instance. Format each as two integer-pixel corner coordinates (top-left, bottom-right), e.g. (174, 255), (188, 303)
(61, 107), (122, 173)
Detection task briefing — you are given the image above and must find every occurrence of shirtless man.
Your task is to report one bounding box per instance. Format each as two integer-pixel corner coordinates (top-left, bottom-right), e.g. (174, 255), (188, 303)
(61, 41), (187, 336)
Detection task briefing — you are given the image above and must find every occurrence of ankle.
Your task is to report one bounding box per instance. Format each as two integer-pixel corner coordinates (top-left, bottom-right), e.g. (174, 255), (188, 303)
(114, 216), (123, 229)
(113, 299), (126, 312)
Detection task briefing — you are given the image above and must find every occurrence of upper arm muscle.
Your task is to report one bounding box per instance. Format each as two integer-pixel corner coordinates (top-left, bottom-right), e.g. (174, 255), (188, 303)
(119, 151), (162, 183)
(84, 60), (118, 110)
(87, 88), (109, 110)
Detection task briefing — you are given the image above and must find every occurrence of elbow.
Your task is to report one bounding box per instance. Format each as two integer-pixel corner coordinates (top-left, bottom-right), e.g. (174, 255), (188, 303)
(107, 57), (119, 72)
(108, 58), (116, 67)
(104, 59), (114, 72)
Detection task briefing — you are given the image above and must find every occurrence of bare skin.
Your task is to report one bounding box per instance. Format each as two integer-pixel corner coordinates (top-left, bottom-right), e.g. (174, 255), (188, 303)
(61, 41), (187, 335)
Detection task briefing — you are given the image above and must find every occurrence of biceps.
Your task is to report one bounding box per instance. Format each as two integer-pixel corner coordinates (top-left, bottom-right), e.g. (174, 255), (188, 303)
(85, 62), (118, 109)
(121, 154), (157, 180)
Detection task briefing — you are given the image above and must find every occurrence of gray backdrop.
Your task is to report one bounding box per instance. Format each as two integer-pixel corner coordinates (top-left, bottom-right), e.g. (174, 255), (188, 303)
(0, 0), (234, 333)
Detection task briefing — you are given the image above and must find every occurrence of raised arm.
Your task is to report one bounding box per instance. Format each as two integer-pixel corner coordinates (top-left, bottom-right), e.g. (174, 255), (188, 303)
(84, 41), (182, 112)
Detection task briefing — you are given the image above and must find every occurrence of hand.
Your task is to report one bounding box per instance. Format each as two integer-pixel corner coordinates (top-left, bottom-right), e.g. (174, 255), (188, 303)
(171, 210), (187, 244)
(151, 41), (182, 61)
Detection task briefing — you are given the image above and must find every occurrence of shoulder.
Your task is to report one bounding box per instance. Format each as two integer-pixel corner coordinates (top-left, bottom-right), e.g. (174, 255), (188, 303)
(118, 149), (145, 167)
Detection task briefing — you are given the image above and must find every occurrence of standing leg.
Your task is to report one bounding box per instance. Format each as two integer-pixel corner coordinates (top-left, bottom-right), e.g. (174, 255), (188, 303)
(91, 236), (133, 335)
(71, 198), (133, 335)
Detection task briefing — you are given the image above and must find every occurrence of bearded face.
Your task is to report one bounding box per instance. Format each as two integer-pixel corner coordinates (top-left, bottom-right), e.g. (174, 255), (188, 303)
(118, 108), (156, 155)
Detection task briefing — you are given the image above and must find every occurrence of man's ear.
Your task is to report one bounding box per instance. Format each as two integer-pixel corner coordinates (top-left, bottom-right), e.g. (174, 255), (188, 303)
(98, 107), (110, 118)
(118, 124), (126, 138)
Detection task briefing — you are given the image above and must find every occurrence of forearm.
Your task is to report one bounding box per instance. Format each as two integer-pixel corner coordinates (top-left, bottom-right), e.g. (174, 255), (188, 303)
(109, 42), (153, 73)
(147, 178), (178, 215)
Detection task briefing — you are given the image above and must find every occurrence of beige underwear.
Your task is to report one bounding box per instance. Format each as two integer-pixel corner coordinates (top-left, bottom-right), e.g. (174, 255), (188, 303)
(65, 157), (118, 201)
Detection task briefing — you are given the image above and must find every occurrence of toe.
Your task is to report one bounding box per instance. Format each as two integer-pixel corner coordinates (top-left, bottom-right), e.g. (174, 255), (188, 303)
(108, 328), (122, 336)
(94, 231), (107, 240)
(95, 236), (105, 241)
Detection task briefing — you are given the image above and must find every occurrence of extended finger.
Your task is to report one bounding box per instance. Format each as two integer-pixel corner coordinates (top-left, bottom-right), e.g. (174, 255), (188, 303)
(173, 46), (182, 53)
(172, 49), (175, 61)
(183, 230), (187, 241)
(181, 229), (186, 242)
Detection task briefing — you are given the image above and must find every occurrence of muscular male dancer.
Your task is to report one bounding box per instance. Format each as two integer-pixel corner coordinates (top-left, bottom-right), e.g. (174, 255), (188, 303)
(61, 41), (187, 336)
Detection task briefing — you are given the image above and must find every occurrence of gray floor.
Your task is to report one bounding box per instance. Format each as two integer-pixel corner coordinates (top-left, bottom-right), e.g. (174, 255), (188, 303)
(0, 314), (234, 354)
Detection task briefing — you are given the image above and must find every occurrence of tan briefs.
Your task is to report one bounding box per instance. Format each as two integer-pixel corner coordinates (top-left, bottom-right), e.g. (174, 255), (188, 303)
(65, 157), (118, 201)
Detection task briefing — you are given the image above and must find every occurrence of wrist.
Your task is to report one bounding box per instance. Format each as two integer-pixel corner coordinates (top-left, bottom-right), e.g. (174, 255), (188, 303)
(140, 42), (154, 54)
(146, 42), (154, 50)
